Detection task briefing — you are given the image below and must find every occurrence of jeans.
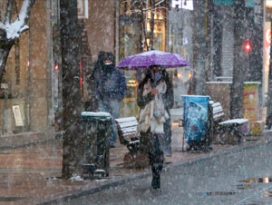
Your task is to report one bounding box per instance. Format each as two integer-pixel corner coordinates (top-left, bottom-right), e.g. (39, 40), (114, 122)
(139, 131), (164, 168)
(98, 99), (120, 145)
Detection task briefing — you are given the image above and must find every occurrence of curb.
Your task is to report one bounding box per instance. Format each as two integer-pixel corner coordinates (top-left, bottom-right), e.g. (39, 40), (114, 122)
(38, 172), (151, 205)
(39, 131), (272, 205)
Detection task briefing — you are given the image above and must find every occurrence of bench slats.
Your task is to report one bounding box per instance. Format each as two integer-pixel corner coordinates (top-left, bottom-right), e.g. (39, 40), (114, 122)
(115, 117), (137, 123)
(213, 106), (223, 113)
(115, 117), (139, 146)
(117, 121), (138, 128)
(213, 113), (224, 119)
(219, 118), (248, 126)
(120, 127), (138, 134)
(211, 102), (221, 108)
(210, 101), (225, 122)
(213, 111), (224, 116)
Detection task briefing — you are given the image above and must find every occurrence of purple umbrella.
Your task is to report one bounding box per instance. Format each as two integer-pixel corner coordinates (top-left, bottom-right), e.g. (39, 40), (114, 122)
(117, 50), (189, 70)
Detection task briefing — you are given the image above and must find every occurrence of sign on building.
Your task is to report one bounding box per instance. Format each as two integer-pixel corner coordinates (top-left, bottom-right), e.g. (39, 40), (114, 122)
(214, 0), (254, 7)
(213, 0), (234, 6)
(171, 0), (194, 11)
(78, 0), (89, 19)
(12, 105), (24, 127)
(245, 0), (255, 8)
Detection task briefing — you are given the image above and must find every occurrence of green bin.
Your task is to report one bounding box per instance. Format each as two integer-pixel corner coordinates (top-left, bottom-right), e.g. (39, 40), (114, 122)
(80, 111), (112, 178)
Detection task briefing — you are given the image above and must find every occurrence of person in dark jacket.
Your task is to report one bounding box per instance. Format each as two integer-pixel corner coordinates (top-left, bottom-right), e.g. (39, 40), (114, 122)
(137, 66), (174, 189)
(93, 51), (127, 147)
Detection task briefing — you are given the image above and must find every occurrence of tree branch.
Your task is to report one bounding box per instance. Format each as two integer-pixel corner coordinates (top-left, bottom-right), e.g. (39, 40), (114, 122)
(18, 0), (36, 27)
(4, 0), (14, 24)
(0, 0), (35, 85)
(0, 22), (6, 31)
(5, 0), (36, 40)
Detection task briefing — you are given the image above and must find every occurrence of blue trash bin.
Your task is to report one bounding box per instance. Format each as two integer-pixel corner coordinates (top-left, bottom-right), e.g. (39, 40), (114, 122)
(80, 111), (112, 178)
(181, 95), (210, 150)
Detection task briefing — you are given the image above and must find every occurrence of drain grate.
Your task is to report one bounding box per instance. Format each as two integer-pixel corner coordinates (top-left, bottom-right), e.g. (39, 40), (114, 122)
(199, 191), (236, 196)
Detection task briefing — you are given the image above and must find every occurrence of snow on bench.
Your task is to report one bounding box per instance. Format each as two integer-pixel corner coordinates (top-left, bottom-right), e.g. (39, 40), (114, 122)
(115, 117), (140, 167)
(81, 111), (111, 117)
(219, 118), (249, 126)
(209, 101), (249, 144)
(115, 117), (139, 146)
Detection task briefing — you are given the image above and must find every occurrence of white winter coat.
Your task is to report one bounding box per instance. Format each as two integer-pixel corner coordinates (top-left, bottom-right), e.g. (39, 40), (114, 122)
(138, 79), (169, 134)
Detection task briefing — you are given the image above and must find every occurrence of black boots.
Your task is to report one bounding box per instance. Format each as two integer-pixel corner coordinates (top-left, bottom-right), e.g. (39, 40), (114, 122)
(151, 163), (163, 189)
(149, 134), (164, 189)
(151, 173), (160, 189)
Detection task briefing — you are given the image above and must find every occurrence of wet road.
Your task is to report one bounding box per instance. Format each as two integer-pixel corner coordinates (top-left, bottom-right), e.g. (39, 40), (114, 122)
(66, 142), (272, 205)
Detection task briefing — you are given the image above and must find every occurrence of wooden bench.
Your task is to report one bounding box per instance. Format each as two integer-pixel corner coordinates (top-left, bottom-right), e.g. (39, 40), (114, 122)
(115, 117), (140, 155)
(115, 117), (150, 169)
(209, 101), (249, 144)
(210, 101), (225, 123)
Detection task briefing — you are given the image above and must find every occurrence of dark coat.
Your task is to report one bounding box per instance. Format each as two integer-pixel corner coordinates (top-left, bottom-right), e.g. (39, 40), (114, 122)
(93, 52), (127, 102)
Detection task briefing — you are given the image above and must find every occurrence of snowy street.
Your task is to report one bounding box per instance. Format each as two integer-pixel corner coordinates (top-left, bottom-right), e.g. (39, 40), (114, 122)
(67, 141), (272, 205)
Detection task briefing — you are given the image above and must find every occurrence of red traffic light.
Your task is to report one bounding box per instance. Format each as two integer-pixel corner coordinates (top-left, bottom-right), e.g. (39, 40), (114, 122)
(242, 39), (253, 54)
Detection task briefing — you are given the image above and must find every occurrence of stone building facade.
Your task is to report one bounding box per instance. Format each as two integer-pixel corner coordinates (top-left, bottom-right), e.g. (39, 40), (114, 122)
(0, 1), (53, 134)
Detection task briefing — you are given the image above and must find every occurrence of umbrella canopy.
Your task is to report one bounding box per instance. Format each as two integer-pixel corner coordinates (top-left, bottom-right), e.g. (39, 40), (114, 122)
(117, 50), (189, 70)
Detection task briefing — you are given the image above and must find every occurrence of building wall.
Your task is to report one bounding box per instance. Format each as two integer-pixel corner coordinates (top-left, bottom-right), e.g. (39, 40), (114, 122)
(0, 0), (50, 134)
(85, 0), (116, 62)
(28, 1), (50, 131)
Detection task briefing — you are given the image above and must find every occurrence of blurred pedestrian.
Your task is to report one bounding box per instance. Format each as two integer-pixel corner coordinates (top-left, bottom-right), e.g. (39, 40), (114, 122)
(93, 51), (127, 148)
(137, 66), (173, 189)
(162, 70), (174, 156)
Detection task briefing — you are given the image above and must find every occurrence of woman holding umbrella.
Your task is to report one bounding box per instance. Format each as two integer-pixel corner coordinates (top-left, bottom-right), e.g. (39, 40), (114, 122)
(117, 50), (188, 189)
(137, 66), (174, 189)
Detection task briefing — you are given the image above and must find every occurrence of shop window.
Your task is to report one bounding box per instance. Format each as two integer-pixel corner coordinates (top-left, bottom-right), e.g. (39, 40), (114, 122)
(145, 4), (167, 51)
(118, 0), (168, 117)
(119, 0), (167, 59)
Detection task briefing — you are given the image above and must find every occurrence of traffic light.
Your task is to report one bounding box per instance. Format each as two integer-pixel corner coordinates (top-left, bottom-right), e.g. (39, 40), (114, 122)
(242, 39), (253, 55)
